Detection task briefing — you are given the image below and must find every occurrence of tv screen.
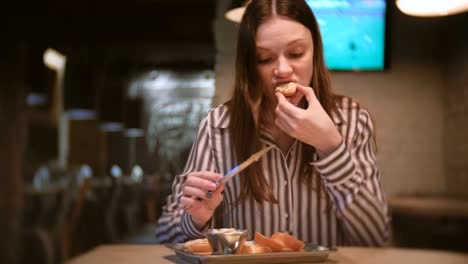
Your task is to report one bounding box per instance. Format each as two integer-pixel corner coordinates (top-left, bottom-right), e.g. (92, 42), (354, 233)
(306, 0), (387, 71)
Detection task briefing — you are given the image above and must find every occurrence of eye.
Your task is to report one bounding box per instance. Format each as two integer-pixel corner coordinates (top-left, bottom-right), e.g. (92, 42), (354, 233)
(289, 53), (303, 59)
(257, 57), (272, 64)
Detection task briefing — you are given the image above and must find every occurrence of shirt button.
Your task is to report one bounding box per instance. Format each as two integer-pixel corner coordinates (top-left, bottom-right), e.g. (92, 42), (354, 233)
(284, 213), (289, 219)
(284, 181), (288, 186)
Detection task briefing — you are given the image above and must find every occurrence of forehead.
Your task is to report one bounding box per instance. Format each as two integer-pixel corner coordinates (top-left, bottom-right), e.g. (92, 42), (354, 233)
(256, 16), (312, 48)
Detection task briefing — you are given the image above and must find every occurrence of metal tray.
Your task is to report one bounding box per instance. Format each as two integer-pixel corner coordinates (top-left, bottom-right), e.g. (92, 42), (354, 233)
(167, 243), (336, 264)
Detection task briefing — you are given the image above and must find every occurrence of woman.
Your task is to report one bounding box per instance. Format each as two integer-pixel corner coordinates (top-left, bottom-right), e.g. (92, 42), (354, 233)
(155, 0), (389, 247)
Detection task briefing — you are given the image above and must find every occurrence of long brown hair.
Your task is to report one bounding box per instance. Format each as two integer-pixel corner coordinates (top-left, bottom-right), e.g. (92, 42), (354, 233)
(227, 0), (338, 204)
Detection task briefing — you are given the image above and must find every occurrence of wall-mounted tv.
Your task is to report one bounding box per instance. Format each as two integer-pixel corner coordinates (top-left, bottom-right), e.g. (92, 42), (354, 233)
(306, 0), (387, 71)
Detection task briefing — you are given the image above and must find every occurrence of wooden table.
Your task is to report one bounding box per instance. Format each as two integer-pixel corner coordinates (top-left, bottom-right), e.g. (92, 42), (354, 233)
(66, 244), (468, 264)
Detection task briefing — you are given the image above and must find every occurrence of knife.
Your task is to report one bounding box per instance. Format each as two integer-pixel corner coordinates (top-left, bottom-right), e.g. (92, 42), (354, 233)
(221, 145), (274, 185)
(203, 145), (274, 199)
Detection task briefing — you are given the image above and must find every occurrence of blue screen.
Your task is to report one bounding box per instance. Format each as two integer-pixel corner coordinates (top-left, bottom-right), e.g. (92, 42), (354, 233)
(306, 0), (387, 71)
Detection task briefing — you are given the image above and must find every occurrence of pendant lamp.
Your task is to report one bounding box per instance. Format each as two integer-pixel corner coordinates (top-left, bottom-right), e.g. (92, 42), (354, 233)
(396, 0), (468, 17)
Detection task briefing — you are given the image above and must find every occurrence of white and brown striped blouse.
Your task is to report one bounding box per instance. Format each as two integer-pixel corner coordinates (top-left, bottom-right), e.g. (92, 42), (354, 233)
(155, 96), (389, 247)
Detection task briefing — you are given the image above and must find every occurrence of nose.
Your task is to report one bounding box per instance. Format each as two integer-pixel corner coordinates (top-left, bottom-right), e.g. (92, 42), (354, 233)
(274, 56), (292, 77)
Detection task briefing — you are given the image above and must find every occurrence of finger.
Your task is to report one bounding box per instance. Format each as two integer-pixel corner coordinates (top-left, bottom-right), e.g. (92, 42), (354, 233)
(205, 181), (225, 199)
(204, 190), (224, 210)
(211, 183), (225, 195)
(183, 185), (208, 199)
(185, 176), (218, 192)
(275, 99), (290, 119)
(295, 84), (317, 104)
(182, 196), (212, 212)
(276, 92), (297, 115)
(190, 171), (223, 182)
(205, 184), (224, 203)
(276, 93), (301, 119)
(275, 91), (287, 105)
(289, 86), (305, 105)
(180, 196), (201, 210)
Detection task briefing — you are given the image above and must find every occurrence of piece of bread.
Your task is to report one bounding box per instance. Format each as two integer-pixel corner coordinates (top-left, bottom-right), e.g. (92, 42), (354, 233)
(254, 232), (287, 252)
(183, 238), (212, 254)
(240, 241), (272, 254)
(271, 232), (305, 251)
(275, 82), (297, 97)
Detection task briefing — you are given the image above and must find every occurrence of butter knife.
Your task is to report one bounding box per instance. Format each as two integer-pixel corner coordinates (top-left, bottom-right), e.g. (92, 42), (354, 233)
(203, 145), (274, 199)
(220, 145), (274, 185)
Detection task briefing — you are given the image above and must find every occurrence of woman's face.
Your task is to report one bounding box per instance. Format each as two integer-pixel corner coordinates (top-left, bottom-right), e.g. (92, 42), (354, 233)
(255, 16), (314, 100)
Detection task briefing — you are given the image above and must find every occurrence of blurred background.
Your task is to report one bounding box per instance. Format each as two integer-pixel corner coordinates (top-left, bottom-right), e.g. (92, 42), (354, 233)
(0, 0), (467, 264)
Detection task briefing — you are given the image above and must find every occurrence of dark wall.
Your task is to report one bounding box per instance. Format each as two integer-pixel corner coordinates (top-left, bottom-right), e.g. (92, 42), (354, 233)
(442, 13), (468, 196)
(0, 42), (27, 264)
(1, 2), (217, 262)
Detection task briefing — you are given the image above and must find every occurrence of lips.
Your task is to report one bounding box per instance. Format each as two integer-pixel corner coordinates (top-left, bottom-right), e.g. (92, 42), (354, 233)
(274, 80), (295, 87)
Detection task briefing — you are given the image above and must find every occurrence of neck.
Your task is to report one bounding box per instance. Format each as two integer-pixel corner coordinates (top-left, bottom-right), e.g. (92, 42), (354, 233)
(269, 126), (295, 155)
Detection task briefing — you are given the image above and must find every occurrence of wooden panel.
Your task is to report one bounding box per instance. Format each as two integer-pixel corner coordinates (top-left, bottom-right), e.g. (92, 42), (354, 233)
(68, 119), (106, 175)
(0, 42), (27, 264)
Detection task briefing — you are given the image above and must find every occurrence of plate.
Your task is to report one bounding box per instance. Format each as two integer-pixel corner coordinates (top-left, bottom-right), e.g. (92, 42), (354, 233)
(166, 243), (336, 264)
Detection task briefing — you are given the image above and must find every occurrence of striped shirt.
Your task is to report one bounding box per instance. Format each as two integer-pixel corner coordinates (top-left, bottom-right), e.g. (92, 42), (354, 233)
(155, 96), (389, 247)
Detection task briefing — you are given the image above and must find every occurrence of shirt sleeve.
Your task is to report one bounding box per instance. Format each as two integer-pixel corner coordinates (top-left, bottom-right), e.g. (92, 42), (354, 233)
(311, 108), (390, 246)
(155, 117), (214, 243)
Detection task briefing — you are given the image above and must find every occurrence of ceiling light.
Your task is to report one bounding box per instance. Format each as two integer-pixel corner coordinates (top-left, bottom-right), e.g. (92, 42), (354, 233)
(43, 48), (65, 71)
(396, 0), (468, 17)
(225, 6), (245, 23)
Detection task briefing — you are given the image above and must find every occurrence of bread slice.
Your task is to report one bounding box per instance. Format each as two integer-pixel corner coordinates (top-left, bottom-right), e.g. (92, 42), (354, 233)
(183, 238), (212, 254)
(271, 232), (305, 251)
(240, 241), (272, 254)
(275, 82), (297, 97)
(254, 232), (287, 252)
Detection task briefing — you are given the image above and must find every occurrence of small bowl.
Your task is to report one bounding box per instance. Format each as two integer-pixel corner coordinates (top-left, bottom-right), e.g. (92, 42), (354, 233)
(205, 228), (248, 255)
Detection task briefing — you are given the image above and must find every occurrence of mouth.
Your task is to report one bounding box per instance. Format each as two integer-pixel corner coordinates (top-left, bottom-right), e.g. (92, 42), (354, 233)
(274, 80), (295, 87)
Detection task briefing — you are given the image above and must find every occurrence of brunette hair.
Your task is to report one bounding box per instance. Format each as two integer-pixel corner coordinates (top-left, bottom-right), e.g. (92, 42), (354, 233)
(227, 0), (338, 204)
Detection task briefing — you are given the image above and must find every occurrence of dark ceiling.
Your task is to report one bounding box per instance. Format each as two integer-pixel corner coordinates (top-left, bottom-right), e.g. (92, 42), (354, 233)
(4, 0), (217, 51)
(4, 0), (220, 98)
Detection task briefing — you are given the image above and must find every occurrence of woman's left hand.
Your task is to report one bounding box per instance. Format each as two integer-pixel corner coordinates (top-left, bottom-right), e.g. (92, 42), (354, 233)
(275, 84), (342, 157)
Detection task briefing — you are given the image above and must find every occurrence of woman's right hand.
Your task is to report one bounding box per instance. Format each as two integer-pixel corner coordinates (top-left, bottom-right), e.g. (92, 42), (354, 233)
(180, 171), (224, 229)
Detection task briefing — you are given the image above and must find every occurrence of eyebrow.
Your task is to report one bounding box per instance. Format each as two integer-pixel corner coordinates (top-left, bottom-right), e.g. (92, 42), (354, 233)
(256, 39), (306, 51)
